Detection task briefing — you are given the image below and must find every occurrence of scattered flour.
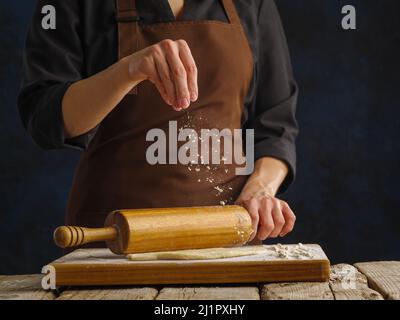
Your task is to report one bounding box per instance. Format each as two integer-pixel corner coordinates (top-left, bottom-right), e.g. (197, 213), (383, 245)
(179, 112), (233, 206)
(272, 243), (316, 260)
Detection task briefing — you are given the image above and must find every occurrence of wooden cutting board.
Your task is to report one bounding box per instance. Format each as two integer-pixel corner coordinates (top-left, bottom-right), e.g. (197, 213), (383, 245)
(47, 244), (330, 286)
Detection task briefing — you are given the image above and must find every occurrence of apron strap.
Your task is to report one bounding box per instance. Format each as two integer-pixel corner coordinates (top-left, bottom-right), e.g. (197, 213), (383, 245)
(116, 0), (139, 95)
(221, 0), (241, 25)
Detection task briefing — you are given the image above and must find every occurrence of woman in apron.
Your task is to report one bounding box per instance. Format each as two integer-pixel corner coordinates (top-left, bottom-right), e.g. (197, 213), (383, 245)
(19, 0), (298, 243)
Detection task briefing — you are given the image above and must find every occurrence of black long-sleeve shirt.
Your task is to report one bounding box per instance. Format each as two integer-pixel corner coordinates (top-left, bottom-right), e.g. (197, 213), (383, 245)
(18, 0), (299, 192)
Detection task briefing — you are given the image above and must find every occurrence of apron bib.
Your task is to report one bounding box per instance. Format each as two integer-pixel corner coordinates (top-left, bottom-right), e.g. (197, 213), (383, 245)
(65, 0), (254, 228)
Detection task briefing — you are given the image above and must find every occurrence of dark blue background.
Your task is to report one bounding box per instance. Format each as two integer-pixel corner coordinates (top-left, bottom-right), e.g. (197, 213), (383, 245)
(1, 0), (399, 275)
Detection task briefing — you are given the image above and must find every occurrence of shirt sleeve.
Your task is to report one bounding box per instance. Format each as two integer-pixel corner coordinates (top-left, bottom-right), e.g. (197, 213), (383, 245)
(244, 0), (299, 194)
(18, 0), (96, 150)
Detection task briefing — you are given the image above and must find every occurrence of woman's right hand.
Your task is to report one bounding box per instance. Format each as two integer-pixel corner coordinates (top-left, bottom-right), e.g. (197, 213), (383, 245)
(127, 39), (199, 111)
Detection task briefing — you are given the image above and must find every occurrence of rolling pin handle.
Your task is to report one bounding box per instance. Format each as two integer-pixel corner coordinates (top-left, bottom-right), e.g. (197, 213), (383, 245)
(53, 226), (118, 248)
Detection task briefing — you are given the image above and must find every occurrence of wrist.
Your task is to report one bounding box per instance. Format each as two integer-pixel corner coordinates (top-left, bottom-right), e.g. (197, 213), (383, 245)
(250, 157), (289, 195)
(123, 54), (148, 83)
(247, 174), (277, 197)
(117, 56), (144, 88)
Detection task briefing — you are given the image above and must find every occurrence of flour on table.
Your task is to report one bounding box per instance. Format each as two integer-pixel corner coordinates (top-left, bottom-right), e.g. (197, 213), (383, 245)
(127, 246), (267, 261)
(126, 244), (319, 261)
(272, 243), (317, 259)
(127, 243), (320, 261)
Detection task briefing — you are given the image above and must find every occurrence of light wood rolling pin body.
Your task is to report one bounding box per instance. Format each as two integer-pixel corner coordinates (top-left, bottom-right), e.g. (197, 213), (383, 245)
(54, 206), (253, 255)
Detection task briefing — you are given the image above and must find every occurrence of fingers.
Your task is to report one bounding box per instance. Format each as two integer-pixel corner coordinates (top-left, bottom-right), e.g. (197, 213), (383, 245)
(279, 201), (296, 237)
(130, 39), (198, 110)
(147, 39), (198, 111)
(257, 197), (274, 240)
(163, 40), (190, 110)
(239, 198), (259, 241)
(153, 47), (177, 109)
(243, 197), (295, 241)
(146, 60), (170, 106)
(177, 40), (198, 102)
(269, 199), (285, 238)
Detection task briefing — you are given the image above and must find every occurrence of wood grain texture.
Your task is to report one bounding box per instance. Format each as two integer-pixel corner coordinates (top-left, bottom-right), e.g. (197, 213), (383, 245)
(57, 287), (158, 300)
(54, 226), (117, 248)
(1, 262), (397, 300)
(261, 282), (334, 300)
(355, 261), (400, 300)
(106, 206), (253, 254)
(329, 264), (383, 300)
(55, 206), (253, 254)
(0, 275), (55, 300)
(49, 245), (330, 286)
(156, 287), (260, 300)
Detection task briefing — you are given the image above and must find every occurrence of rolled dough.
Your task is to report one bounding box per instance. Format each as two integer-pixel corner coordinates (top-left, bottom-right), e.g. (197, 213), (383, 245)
(127, 246), (267, 261)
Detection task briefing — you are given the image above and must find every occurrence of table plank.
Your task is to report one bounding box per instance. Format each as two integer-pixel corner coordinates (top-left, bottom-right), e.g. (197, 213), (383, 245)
(2, 260), (397, 300)
(355, 261), (400, 300)
(329, 264), (383, 300)
(0, 275), (56, 300)
(261, 282), (333, 300)
(57, 286), (158, 300)
(156, 287), (260, 300)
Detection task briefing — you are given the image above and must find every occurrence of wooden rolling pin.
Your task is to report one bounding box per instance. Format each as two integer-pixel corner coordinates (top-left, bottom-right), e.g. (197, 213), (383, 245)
(54, 206), (252, 255)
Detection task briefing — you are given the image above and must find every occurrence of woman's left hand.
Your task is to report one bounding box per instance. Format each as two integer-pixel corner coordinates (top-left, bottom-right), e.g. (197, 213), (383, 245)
(236, 176), (296, 241)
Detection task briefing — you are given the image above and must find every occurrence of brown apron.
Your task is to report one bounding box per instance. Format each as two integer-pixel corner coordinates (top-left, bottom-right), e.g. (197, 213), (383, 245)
(65, 0), (254, 229)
